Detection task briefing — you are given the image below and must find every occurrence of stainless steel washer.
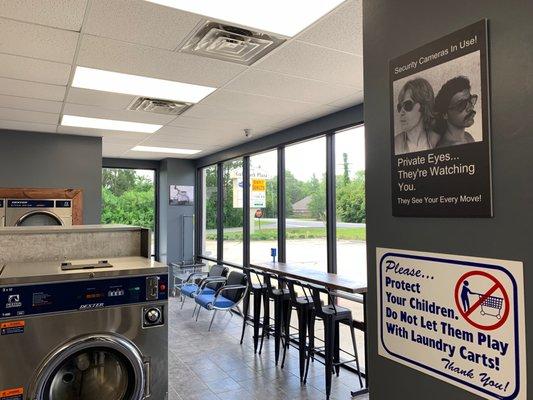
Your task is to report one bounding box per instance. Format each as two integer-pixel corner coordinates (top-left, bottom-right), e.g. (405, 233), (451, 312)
(5, 199), (73, 227)
(0, 256), (168, 400)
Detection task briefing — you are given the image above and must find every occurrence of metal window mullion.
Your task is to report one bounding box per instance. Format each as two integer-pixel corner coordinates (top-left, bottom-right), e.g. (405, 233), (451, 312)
(216, 162), (224, 263)
(326, 134), (337, 274)
(277, 147), (286, 263)
(195, 168), (203, 261)
(243, 156), (250, 267)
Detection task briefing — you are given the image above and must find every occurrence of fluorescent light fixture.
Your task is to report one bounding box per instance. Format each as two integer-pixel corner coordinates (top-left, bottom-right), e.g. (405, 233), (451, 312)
(61, 115), (162, 133)
(145, 0), (345, 37)
(72, 67), (216, 103)
(132, 145), (201, 155)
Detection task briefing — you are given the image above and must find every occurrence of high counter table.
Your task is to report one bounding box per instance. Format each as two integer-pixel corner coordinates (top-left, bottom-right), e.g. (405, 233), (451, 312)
(251, 261), (369, 396)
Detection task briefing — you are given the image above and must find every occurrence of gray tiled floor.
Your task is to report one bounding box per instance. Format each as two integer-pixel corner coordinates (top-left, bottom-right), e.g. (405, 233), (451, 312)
(168, 297), (370, 400)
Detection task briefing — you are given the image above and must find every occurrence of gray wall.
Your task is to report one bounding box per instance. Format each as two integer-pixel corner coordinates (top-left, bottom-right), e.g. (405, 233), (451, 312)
(364, 1), (533, 399)
(0, 130), (102, 223)
(159, 158), (196, 264)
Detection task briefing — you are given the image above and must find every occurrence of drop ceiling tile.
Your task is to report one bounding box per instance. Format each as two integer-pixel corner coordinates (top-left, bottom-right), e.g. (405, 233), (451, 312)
(254, 41), (363, 88)
(0, 119), (57, 133)
(0, 53), (71, 85)
(0, 107), (58, 124)
(224, 69), (358, 104)
(151, 125), (217, 142)
(182, 104), (278, 126)
(200, 89), (337, 120)
(0, 95), (62, 113)
(102, 143), (131, 157)
(122, 149), (186, 160)
(297, 0), (362, 56)
(0, 77), (66, 101)
(139, 136), (218, 150)
(84, 0), (202, 50)
(63, 103), (175, 125)
(77, 35), (246, 87)
(0, 0), (88, 31)
(327, 90), (364, 108)
(66, 88), (136, 110)
(169, 115), (267, 138)
(0, 18), (79, 63)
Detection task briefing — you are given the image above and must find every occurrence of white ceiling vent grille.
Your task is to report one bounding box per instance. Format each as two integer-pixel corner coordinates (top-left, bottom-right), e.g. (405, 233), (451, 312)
(180, 21), (285, 65)
(127, 97), (192, 115)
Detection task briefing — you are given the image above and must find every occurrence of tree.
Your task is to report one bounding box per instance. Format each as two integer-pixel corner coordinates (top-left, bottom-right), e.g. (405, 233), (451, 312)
(343, 152), (350, 185)
(101, 169), (155, 231)
(308, 174), (326, 223)
(336, 171), (365, 223)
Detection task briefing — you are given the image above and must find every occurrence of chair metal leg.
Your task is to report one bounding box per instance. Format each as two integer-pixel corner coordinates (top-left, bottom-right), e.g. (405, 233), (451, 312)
(208, 310), (218, 331)
(253, 290), (262, 353)
(324, 319), (335, 400)
(181, 295), (187, 309)
(295, 307), (308, 381)
(195, 306), (202, 321)
(240, 291), (251, 345)
(274, 298), (282, 365)
(334, 321), (340, 377)
(350, 322), (364, 387)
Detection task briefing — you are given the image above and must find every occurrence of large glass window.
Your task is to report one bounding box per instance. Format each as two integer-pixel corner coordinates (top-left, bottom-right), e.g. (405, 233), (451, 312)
(249, 150), (278, 263)
(101, 168), (156, 256)
(223, 159), (244, 265)
(201, 165), (218, 259)
(335, 125), (366, 280)
(285, 137), (327, 270)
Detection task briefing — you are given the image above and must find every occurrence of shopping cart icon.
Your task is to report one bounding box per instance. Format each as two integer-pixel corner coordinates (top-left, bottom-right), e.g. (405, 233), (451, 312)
(479, 294), (503, 319)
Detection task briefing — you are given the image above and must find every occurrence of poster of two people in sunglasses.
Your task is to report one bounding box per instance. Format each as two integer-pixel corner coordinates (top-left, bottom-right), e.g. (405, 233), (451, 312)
(390, 20), (492, 217)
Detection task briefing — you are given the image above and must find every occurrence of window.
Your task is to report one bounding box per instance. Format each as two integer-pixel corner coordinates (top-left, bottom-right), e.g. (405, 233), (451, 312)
(101, 168), (156, 256)
(284, 137), (327, 271)
(223, 159), (244, 265)
(335, 125), (366, 280)
(249, 150), (278, 263)
(201, 165), (218, 259)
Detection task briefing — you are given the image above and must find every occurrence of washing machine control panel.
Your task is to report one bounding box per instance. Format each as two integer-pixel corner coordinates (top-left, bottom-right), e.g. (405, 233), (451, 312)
(0, 274), (168, 318)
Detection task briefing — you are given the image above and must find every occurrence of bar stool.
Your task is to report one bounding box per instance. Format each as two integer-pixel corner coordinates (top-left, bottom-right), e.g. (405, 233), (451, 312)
(306, 284), (363, 399)
(240, 266), (267, 353)
(280, 277), (317, 382)
(259, 272), (291, 365)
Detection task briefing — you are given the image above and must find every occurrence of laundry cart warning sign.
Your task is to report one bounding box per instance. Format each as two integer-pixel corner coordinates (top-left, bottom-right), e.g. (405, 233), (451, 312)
(377, 248), (526, 400)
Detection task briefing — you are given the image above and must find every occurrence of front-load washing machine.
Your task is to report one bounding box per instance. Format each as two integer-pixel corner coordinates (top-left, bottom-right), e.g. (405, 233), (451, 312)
(0, 256), (168, 400)
(5, 199), (73, 227)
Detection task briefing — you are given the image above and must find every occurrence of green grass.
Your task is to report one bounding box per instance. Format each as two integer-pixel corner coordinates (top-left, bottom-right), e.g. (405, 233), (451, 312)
(206, 227), (366, 241)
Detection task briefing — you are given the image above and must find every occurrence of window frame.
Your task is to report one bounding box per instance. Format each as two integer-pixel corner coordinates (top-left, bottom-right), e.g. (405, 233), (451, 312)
(195, 122), (364, 275)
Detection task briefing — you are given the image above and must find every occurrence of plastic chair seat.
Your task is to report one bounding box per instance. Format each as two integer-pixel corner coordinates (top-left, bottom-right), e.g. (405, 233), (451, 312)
(195, 293), (235, 309)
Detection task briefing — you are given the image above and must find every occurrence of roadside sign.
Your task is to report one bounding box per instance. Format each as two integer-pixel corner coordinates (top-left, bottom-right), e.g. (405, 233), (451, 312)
(377, 248), (526, 400)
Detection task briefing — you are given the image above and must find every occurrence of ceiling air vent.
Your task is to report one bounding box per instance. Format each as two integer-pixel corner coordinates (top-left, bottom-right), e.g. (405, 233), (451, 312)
(127, 97), (192, 116)
(180, 21), (285, 65)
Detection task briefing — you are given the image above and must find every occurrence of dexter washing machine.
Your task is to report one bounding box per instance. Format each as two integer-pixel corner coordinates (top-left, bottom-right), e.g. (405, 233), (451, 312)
(0, 256), (168, 400)
(5, 199), (73, 227)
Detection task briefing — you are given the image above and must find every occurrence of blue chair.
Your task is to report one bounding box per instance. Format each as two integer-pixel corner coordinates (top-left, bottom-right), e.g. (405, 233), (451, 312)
(179, 264), (229, 310)
(194, 270), (248, 331)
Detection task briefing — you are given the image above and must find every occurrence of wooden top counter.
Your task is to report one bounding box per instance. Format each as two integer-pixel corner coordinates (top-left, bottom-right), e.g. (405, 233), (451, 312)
(251, 261), (367, 294)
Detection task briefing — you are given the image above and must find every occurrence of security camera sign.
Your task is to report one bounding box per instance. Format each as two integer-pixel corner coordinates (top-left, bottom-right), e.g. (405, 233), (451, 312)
(377, 248), (526, 400)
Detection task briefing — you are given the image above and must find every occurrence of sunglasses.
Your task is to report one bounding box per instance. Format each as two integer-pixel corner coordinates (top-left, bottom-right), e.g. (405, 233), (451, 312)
(396, 100), (416, 113)
(449, 94), (478, 112)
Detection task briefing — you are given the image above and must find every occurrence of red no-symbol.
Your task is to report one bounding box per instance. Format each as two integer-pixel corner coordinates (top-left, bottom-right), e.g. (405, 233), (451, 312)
(454, 270), (509, 331)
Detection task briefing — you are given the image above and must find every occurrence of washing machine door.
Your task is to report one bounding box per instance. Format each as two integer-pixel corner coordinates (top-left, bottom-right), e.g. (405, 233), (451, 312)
(31, 335), (147, 400)
(16, 210), (63, 226)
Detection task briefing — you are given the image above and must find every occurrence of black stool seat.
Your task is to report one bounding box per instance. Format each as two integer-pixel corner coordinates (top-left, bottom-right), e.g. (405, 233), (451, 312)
(271, 288), (290, 297)
(321, 304), (352, 317)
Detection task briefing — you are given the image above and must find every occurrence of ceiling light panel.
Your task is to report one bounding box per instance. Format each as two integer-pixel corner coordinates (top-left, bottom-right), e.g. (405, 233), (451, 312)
(61, 115), (162, 133)
(145, 0), (346, 37)
(132, 145), (201, 154)
(72, 67), (216, 103)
